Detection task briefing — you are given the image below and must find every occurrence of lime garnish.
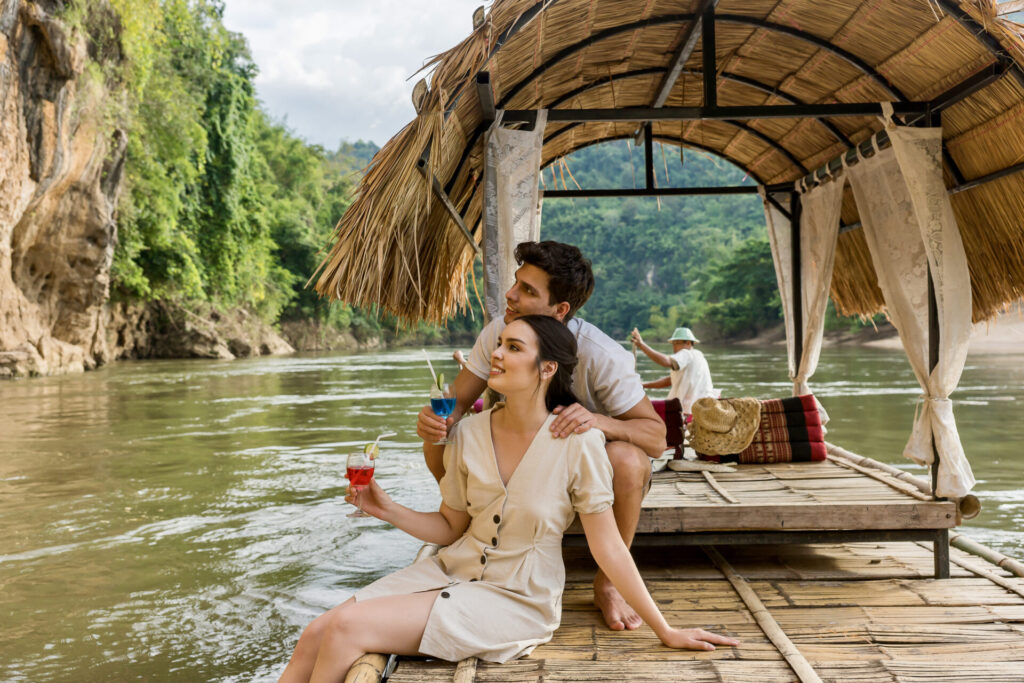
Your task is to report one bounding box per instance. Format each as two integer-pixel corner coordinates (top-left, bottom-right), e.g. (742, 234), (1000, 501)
(436, 372), (445, 391)
(363, 442), (379, 460)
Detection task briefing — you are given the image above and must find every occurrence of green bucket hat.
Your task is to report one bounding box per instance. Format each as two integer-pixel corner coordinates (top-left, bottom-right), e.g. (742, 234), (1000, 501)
(668, 327), (699, 343)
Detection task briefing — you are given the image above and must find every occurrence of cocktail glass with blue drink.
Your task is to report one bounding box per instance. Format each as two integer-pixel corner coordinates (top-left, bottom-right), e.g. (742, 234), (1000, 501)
(430, 382), (457, 445)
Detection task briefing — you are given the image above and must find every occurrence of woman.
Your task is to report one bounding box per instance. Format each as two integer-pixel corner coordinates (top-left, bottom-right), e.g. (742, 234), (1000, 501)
(280, 315), (738, 682)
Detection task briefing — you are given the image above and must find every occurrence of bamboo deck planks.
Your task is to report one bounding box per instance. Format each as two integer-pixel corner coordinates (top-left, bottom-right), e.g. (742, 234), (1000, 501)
(383, 541), (1024, 682)
(376, 460), (1018, 682)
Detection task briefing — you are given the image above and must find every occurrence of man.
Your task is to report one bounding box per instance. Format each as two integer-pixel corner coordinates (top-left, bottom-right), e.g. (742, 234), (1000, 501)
(630, 326), (716, 416)
(417, 241), (667, 631)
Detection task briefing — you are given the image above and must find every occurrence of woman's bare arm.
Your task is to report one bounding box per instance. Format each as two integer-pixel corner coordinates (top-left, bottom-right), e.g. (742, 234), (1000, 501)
(580, 509), (740, 651)
(349, 480), (470, 546)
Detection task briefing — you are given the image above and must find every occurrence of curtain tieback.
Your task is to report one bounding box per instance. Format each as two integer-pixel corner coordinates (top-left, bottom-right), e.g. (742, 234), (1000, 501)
(912, 394), (952, 423)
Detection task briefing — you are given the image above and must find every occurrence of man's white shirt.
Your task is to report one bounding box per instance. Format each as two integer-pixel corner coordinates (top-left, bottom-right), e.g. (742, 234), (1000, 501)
(668, 347), (715, 413)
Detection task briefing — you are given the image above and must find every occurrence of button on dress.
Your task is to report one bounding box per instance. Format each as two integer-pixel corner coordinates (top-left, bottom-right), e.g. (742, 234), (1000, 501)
(353, 407), (613, 663)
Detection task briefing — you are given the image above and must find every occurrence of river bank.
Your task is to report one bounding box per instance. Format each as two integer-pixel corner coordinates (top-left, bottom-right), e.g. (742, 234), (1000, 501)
(736, 304), (1024, 355)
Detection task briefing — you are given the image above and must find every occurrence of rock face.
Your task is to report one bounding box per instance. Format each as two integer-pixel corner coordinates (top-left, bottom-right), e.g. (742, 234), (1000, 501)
(279, 319), (373, 353)
(105, 301), (294, 362)
(0, 0), (123, 378)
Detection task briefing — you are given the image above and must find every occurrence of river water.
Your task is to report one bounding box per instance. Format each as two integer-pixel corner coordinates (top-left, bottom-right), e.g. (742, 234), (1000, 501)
(1, 345), (1022, 681)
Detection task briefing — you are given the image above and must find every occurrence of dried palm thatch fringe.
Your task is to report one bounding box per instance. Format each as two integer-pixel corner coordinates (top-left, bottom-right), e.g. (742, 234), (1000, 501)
(314, 0), (1024, 325)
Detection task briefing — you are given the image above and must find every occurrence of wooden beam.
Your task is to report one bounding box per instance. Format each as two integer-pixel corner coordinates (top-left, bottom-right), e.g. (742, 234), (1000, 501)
(629, 501), (957, 534)
(476, 71), (495, 123)
(416, 160), (481, 255)
(543, 185), (759, 198)
(503, 102), (930, 123)
(652, 0), (718, 107)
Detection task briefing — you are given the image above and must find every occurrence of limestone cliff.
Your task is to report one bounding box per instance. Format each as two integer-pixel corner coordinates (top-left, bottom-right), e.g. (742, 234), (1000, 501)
(0, 2), (295, 379)
(0, 0), (122, 378)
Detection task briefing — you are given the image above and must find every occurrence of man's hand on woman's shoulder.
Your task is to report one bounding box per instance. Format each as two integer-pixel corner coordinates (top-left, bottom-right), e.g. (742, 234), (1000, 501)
(550, 403), (597, 438)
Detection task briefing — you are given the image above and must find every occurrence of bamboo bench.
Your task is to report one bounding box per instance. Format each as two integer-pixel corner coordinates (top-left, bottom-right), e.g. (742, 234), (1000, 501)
(566, 445), (959, 578)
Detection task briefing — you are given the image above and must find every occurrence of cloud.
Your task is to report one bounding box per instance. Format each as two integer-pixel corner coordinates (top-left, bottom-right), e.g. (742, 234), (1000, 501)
(222, 0), (485, 148)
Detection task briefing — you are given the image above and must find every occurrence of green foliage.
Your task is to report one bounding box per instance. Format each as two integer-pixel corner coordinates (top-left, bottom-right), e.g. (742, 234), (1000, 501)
(542, 141), (875, 341)
(688, 237), (782, 340)
(823, 301), (888, 334)
(542, 142), (765, 339)
(95, 0), (356, 326)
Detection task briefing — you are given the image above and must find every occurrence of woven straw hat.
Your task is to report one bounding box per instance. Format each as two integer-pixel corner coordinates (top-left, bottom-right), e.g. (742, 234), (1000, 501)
(689, 397), (762, 455)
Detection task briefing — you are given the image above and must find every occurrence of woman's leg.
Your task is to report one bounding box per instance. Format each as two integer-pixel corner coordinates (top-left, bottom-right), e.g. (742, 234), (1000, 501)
(309, 590), (441, 683)
(279, 599), (353, 683)
(280, 590), (442, 683)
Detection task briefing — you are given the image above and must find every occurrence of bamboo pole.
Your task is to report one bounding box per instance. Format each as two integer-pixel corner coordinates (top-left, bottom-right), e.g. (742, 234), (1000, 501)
(701, 471), (739, 504)
(703, 546), (823, 683)
(344, 655), (389, 683)
(949, 533), (1024, 577)
(827, 451), (932, 501)
(453, 657), (478, 683)
(915, 541), (1024, 599)
(826, 443), (981, 519)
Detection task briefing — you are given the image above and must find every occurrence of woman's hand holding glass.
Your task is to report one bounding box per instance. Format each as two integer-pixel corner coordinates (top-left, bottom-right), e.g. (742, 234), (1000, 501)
(345, 452), (375, 517)
(344, 478), (393, 520)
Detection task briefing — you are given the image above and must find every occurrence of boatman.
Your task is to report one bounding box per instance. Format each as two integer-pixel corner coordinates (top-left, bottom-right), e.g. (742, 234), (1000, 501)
(416, 240), (667, 632)
(630, 326), (716, 417)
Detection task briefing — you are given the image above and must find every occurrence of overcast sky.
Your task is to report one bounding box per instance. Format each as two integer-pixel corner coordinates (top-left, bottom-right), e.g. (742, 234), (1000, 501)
(221, 0), (485, 150)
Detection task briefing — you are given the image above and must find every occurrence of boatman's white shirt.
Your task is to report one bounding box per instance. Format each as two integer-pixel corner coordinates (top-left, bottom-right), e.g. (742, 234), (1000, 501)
(668, 347), (716, 414)
(466, 317), (646, 417)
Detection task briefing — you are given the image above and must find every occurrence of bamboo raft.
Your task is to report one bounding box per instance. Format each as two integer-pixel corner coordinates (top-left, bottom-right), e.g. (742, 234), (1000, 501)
(345, 449), (1024, 682)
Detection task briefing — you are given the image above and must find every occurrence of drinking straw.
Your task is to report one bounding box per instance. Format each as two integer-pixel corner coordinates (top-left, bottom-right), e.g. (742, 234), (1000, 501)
(374, 432), (397, 446)
(422, 349), (439, 385)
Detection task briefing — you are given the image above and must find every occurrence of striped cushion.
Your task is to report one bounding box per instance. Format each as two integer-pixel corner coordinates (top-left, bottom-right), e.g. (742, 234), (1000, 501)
(698, 394), (827, 464)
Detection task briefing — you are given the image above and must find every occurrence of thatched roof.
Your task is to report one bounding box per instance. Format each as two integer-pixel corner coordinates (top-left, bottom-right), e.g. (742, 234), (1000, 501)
(314, 0), (1024, 325)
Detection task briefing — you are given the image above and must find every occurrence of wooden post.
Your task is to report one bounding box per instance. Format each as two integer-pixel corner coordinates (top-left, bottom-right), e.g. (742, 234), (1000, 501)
(644, 123), (654, 190)
(927, 264), (950, 578)
(790, 192), (803, 380)
(702, 3), (717, 108)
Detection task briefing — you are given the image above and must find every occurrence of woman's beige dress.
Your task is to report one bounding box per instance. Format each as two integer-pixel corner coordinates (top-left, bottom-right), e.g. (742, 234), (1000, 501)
(353, 407), (613, 663)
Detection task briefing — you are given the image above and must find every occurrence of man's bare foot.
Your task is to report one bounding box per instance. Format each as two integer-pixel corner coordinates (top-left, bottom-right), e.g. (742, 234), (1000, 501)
(594, 572), (642, 631)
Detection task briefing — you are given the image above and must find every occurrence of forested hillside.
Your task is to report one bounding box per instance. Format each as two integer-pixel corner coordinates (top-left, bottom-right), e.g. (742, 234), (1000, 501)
(541, 143), (782, 341)
(61, 0), (477, 349)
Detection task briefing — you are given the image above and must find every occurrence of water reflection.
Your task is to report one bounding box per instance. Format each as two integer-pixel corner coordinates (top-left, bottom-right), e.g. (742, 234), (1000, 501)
(0, 346), (1021, 680)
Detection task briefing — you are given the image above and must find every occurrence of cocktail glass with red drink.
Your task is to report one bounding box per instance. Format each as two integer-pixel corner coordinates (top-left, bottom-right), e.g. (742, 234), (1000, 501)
(345, 451), (375, 517)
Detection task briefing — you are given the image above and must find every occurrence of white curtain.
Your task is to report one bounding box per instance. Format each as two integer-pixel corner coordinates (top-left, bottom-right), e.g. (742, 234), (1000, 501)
(761, 192), (796, 375)
(793, 180), (844, 405)
(482, 110), (547, 320)
(761, 181), (843, 425)
(845, 126), (974, 498)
